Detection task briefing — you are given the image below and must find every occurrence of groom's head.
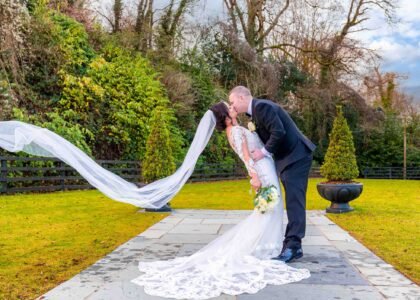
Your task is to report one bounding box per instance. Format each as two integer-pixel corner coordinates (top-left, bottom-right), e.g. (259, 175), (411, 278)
(229, 86), (252, 114)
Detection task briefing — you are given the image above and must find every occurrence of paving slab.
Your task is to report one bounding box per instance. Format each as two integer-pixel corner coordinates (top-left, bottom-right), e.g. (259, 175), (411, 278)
(168, 224), (221, 234)
(237, 284), (384, 300)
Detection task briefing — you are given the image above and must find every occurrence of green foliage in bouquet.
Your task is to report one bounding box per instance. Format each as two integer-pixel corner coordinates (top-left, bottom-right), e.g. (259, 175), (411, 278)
(320, 106), (359, 181)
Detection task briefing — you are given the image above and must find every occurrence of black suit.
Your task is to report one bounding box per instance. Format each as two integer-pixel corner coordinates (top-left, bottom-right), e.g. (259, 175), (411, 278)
(251, 99), (316, 249)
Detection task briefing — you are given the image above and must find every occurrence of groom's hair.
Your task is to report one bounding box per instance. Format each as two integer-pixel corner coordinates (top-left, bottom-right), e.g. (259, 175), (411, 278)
(229, 86), (252, 98)
(210, 102), (231, 132)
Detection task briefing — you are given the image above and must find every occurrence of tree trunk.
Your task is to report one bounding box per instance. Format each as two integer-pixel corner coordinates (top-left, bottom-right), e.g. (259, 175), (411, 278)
(113, 0), (123, 33)
(135, 0), (153, 52)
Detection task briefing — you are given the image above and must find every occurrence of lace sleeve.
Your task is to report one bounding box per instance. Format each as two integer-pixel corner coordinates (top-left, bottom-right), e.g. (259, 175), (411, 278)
(229, 127), (257, 176)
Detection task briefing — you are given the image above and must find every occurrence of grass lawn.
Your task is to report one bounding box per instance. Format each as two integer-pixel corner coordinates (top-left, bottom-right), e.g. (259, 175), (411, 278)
(0, 178), (418, 298)
(325, 180), (420, 285)
(0, 191), (168, 299)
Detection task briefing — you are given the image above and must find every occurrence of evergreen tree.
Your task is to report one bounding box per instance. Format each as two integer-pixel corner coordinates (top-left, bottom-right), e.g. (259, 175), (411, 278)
(142, 107), (176, 182)
(320, 106), (359, 181)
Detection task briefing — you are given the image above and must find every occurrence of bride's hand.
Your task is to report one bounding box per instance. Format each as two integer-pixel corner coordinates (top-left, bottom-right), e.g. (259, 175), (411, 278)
(250, 176), (261, 191)
(251, 149), (265, 161)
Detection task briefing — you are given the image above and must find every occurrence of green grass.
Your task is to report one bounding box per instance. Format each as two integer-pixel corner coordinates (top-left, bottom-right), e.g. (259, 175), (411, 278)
(325, 180), (420, 285)
(0, 178), (418, 298)
(0, 191), (168, 299)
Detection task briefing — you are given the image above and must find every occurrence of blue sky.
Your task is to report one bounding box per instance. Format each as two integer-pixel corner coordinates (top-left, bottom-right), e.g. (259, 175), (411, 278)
(355, 0), (420, 101)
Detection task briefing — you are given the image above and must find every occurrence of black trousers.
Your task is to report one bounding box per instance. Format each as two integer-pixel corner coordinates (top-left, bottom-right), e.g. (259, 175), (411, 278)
(276, 154), (313, 249)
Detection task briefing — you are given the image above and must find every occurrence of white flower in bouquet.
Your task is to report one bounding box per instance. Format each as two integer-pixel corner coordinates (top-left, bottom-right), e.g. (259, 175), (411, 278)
(267, 201), (277, 210)
(270, 190), (278, 201)
(259, 203), (268, 213)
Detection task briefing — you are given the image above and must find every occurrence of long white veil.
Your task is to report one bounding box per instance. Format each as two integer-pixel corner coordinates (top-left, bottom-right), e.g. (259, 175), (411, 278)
(0, 110), (216, 209)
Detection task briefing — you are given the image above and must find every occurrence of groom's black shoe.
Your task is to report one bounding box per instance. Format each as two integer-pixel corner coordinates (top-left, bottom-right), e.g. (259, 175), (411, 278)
(272, 247), (303, 263)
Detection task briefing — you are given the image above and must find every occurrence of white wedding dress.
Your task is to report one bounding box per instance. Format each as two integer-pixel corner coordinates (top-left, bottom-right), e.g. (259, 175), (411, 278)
(131, 125), (310, 299)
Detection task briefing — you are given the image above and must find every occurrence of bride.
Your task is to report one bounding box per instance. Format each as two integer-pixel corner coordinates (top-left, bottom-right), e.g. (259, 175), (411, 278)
(0, 102), (310, 299)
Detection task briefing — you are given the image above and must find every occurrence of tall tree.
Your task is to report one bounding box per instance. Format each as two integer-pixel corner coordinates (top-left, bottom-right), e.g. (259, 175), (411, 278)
(362, 66), (409, 113)
(265, 0), (397, 85)
(0, 0), (29, 118)
(223, 0), (290, 52)
(113, 0), (123, 33)
(135, 0), (153, 52)
(155, 0), (194, 59)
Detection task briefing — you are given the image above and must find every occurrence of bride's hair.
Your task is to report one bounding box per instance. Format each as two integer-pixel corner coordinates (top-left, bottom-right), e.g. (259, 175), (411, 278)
(210, 101), (231, 132)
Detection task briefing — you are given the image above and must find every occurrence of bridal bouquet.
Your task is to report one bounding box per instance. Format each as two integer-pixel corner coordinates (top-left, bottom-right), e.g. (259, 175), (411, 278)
(253, 185), (279, 214)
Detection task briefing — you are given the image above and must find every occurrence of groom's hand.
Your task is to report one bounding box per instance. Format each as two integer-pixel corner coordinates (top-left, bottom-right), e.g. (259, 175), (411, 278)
(251, 149), (265, 161)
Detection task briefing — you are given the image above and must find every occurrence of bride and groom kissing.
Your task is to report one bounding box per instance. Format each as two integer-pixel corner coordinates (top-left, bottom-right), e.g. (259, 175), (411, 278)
(132, 85), (316, 298)
(212, 85), (316, 263)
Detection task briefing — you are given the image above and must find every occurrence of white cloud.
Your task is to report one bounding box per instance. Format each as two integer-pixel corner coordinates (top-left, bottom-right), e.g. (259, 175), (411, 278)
(394, 22), (420, 39)
(398, 0), (420, 23)
(369, 38), (420, 64)
(347, 0), (420, 87)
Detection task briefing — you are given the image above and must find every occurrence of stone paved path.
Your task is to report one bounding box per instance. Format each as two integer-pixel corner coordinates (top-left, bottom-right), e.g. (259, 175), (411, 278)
(39, 210), (419, 300)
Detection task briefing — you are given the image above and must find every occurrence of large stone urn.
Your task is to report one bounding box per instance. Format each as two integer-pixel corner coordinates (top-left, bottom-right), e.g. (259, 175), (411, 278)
(317, 182), (363, 213)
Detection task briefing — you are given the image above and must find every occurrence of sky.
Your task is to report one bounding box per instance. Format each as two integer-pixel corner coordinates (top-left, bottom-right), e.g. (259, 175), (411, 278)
(351, 0), (420, 101)
(95, 0), (420, 102)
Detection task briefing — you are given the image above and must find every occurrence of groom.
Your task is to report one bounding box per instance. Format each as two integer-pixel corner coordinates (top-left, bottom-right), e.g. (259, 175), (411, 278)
(229, 86), (316, 263)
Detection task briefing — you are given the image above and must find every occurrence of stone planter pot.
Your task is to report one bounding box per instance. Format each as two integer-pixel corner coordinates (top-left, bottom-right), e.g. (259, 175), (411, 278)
(316, 182), (363, 213)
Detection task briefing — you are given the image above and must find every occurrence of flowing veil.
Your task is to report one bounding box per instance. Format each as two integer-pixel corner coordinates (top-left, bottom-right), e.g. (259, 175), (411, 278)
(0, 110), (216, 209)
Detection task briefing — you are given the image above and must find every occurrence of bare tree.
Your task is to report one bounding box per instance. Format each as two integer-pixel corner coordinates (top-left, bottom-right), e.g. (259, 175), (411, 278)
(113, 0), (123, 33)
(94, 0), (126, 33)
(223, 0), (290, 52)
(0, 0), (28, 117)
(135, 0), (153, 51)
(155, 0), (195, 59)
(362, 66), (411, 113)
(266, 0), (397, 85)
(48, 0), (88, 9)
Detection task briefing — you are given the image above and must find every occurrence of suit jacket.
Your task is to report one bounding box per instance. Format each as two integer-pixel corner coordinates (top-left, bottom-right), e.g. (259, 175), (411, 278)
(251, 98), (316, 172)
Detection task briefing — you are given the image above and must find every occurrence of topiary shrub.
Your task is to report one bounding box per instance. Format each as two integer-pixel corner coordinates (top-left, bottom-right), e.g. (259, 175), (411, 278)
(320, 105), (359, 182)
(142, 107), (176, 183)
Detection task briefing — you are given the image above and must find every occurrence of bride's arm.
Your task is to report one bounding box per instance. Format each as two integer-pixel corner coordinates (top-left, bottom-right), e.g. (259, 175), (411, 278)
(240, 136), (261, 189)
(228, 127), (261, 190)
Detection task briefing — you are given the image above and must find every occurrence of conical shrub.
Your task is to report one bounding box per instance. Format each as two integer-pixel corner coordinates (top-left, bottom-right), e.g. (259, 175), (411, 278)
(142, 107), (176, 182)
(320, 106), (359, 181)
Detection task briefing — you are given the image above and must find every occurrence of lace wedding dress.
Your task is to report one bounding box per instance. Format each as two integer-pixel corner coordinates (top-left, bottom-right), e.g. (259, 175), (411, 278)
(131, 125), (310, 299)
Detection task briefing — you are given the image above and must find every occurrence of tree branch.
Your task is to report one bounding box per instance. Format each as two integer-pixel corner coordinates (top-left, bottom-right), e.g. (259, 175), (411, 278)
(258, 0), (290, 43)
